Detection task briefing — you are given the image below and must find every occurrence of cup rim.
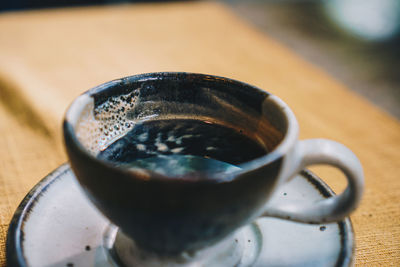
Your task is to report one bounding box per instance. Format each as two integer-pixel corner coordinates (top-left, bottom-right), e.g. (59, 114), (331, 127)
(64, 72), (299, 182)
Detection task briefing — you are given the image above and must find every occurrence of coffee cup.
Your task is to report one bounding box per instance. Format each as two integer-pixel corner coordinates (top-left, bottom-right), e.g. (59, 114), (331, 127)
(63, 72), (363, 260)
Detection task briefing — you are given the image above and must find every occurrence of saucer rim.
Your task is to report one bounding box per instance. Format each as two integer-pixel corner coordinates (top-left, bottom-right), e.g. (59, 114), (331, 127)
(6, 163), (354, 267)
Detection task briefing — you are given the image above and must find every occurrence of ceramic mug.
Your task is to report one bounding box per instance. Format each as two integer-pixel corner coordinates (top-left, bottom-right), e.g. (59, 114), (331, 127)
(63, 72), (364, 256)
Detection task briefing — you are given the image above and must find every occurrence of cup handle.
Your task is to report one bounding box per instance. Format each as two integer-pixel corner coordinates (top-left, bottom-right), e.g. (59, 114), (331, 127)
(262, 139), (364, 223)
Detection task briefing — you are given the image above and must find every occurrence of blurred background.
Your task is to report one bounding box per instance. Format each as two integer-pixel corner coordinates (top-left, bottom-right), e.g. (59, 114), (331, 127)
(1, 0), (399, 118)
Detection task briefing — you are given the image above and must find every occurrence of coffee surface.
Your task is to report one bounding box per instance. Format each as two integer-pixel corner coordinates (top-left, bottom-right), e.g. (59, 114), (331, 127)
(97, 119), (267, 177)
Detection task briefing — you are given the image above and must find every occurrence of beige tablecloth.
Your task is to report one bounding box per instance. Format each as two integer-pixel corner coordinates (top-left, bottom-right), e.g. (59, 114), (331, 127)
(0, 2), (399, 265)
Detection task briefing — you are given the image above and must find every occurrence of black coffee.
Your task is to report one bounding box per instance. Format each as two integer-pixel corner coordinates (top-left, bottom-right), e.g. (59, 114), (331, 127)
(97, 119), (267, 178)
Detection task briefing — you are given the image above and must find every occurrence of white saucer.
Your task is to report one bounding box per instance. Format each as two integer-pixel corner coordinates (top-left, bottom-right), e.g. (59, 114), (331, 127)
(7, 164), (354, 267)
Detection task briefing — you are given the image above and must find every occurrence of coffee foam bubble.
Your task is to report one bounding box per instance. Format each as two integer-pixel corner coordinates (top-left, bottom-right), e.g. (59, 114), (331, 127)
(75, 90), (139, 155)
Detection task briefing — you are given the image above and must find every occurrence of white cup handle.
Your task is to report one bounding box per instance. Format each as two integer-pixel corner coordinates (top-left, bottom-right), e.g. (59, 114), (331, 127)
(262, 139), (364, 223)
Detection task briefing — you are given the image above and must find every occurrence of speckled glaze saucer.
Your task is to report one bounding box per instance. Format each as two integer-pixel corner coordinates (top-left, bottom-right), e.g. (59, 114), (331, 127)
(6, 164), (354, 267)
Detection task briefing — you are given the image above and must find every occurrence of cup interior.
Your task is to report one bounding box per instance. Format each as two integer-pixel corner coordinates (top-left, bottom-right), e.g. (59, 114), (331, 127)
(66, 73), (292, 177)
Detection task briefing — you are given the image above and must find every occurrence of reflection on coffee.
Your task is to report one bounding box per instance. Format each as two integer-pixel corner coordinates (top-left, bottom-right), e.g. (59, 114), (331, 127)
(97, 119), (267, 179)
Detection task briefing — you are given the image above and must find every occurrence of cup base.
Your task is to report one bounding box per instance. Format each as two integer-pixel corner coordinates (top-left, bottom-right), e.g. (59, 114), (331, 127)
(103, 224), (262, 267)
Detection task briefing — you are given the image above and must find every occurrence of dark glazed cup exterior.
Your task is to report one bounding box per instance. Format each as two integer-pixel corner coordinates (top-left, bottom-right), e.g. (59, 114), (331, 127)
(64, 137), (282, 254)
(63, 73), (287, 254)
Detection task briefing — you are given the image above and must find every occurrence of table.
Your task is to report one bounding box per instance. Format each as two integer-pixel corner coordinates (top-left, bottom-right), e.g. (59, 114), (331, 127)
(0, 2), (399, 265)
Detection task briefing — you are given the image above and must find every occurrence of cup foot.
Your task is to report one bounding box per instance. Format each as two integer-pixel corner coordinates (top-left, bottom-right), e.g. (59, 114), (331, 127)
(103, 224), (262, 267)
